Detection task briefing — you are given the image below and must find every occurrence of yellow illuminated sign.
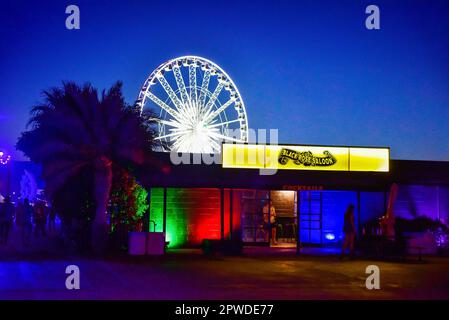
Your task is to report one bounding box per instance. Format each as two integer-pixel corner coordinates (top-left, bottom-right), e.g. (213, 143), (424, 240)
(222, 143), (265, 169)
(266, 145), (350, 171)
(349, 147), (389, 172)
(222, 144), (389, 172)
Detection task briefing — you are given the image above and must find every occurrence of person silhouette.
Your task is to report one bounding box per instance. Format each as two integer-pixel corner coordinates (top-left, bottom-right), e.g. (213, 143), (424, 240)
(0, 195), (14, 245)
(340, 204), (356, 260)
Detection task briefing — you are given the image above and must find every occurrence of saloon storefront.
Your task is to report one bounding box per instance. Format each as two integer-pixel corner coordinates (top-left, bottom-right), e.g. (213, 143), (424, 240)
(139, 143), (449, 252)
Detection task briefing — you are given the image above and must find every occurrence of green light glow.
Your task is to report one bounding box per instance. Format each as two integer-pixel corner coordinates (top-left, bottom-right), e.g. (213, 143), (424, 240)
(149, 188), (188, 248)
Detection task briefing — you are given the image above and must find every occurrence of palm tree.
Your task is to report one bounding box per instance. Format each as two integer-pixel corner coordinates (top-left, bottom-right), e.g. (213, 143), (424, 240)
(16, 81), (162, 252)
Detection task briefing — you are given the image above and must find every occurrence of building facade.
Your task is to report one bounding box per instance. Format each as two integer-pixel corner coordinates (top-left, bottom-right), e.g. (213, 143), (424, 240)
(139, 144), (449, 250)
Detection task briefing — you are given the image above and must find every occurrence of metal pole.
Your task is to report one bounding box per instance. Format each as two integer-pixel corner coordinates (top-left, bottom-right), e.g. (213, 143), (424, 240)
(163, 187), (167, 234)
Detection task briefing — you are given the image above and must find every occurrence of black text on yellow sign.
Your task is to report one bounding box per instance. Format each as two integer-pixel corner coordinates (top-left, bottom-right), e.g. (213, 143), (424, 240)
(222, 144), (389, 172)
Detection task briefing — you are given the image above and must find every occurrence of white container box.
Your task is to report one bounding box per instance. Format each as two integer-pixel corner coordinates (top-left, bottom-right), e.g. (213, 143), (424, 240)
(128, 232), (147, 255)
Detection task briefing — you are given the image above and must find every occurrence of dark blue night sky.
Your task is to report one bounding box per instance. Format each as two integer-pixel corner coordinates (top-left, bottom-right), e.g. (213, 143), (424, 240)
(1, 0), (448, 160)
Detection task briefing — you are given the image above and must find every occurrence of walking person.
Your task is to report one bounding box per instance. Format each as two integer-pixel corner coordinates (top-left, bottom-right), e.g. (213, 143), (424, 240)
(340, 204), (356, 260)
(0, 196), (15, 245)
(22, 198), (33, 246)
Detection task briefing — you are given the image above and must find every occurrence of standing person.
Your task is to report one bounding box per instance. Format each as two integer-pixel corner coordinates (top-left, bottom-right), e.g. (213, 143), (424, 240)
(22, 198), (33, 246)
(0, 196), (15, 245)
(15, 198), (25, 228)
(340, 204), (356, 260)
(263, 200), (277, 245)
(270, 201), (277, 245)
(48, 204), (56, 233)
(262, 200), (270, 241)
(0, 197), (6, 244)
(34, 200), (47, 238)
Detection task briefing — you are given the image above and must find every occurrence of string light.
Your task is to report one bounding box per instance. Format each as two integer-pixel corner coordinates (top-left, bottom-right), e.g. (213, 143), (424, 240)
(0, 151), (11, 165)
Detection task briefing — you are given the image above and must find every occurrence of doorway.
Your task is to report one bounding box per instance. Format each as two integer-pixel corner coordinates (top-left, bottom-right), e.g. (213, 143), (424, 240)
(270, 190), (297, 247)
(239, 189), (297, 247)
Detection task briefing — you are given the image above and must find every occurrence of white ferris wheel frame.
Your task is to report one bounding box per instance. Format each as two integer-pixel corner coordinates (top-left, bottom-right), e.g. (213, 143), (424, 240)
(136, 55), (249, 153)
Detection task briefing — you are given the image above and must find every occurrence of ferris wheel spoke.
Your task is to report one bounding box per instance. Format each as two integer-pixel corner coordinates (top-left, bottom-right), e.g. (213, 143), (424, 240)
(174, 135), (198, 153)
(156, 119), (183, 128)
(208, 131), (243, 143)
(209, 138), (222, 152)
(198, 70), (211, 109)
(168, 127), (193, 132)
(202, 82), (224, 117)
(171, 137), (187, 152)
(173, 65), (197, 123)
(144, 91), (182, 121)
(155, 129), (191, 140)
(201, 137), (217, 153)
(173, 65), (189, 105)
(157, 74), (184, 112)
(203, 98), (235, 123)
(189, 64), (197, 103)
(207, 118), (240, 129)
(157, 74), (193, 124)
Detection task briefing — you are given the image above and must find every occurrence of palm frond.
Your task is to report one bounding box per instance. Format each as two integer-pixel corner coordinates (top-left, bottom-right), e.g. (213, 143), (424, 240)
(17, 80), (164, 211)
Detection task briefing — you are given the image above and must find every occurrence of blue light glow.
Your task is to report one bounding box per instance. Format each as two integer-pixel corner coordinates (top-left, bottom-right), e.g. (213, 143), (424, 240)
(325, 233), (335, 241)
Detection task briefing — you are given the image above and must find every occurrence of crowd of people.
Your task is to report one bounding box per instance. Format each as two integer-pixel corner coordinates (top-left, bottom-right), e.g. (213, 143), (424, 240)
(0, 195), (57, 246)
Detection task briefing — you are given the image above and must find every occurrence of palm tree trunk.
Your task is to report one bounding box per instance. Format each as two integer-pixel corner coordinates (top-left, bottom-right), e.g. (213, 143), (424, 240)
(92, 156), (113, 254)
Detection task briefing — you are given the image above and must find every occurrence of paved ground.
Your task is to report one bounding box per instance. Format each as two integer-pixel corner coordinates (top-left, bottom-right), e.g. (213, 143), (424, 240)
(1, 249), (449, 299)
(1, 226), (449, 300)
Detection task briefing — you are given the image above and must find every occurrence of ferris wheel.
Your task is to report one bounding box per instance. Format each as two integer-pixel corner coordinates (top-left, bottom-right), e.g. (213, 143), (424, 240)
(136, 56), (249, 153)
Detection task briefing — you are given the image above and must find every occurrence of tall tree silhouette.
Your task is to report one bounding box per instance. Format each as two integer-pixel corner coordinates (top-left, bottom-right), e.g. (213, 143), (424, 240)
(17, 81), (161, 252)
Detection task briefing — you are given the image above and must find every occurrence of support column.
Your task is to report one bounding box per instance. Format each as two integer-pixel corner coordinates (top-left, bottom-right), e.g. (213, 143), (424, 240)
(163, 187), (167, 234)
(357, 191), (361, 237)
(144, 187), (151, 232)
(229, 189), (233, 240)
(296, 191), (301, 255)
(220, 188), (225, 240)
